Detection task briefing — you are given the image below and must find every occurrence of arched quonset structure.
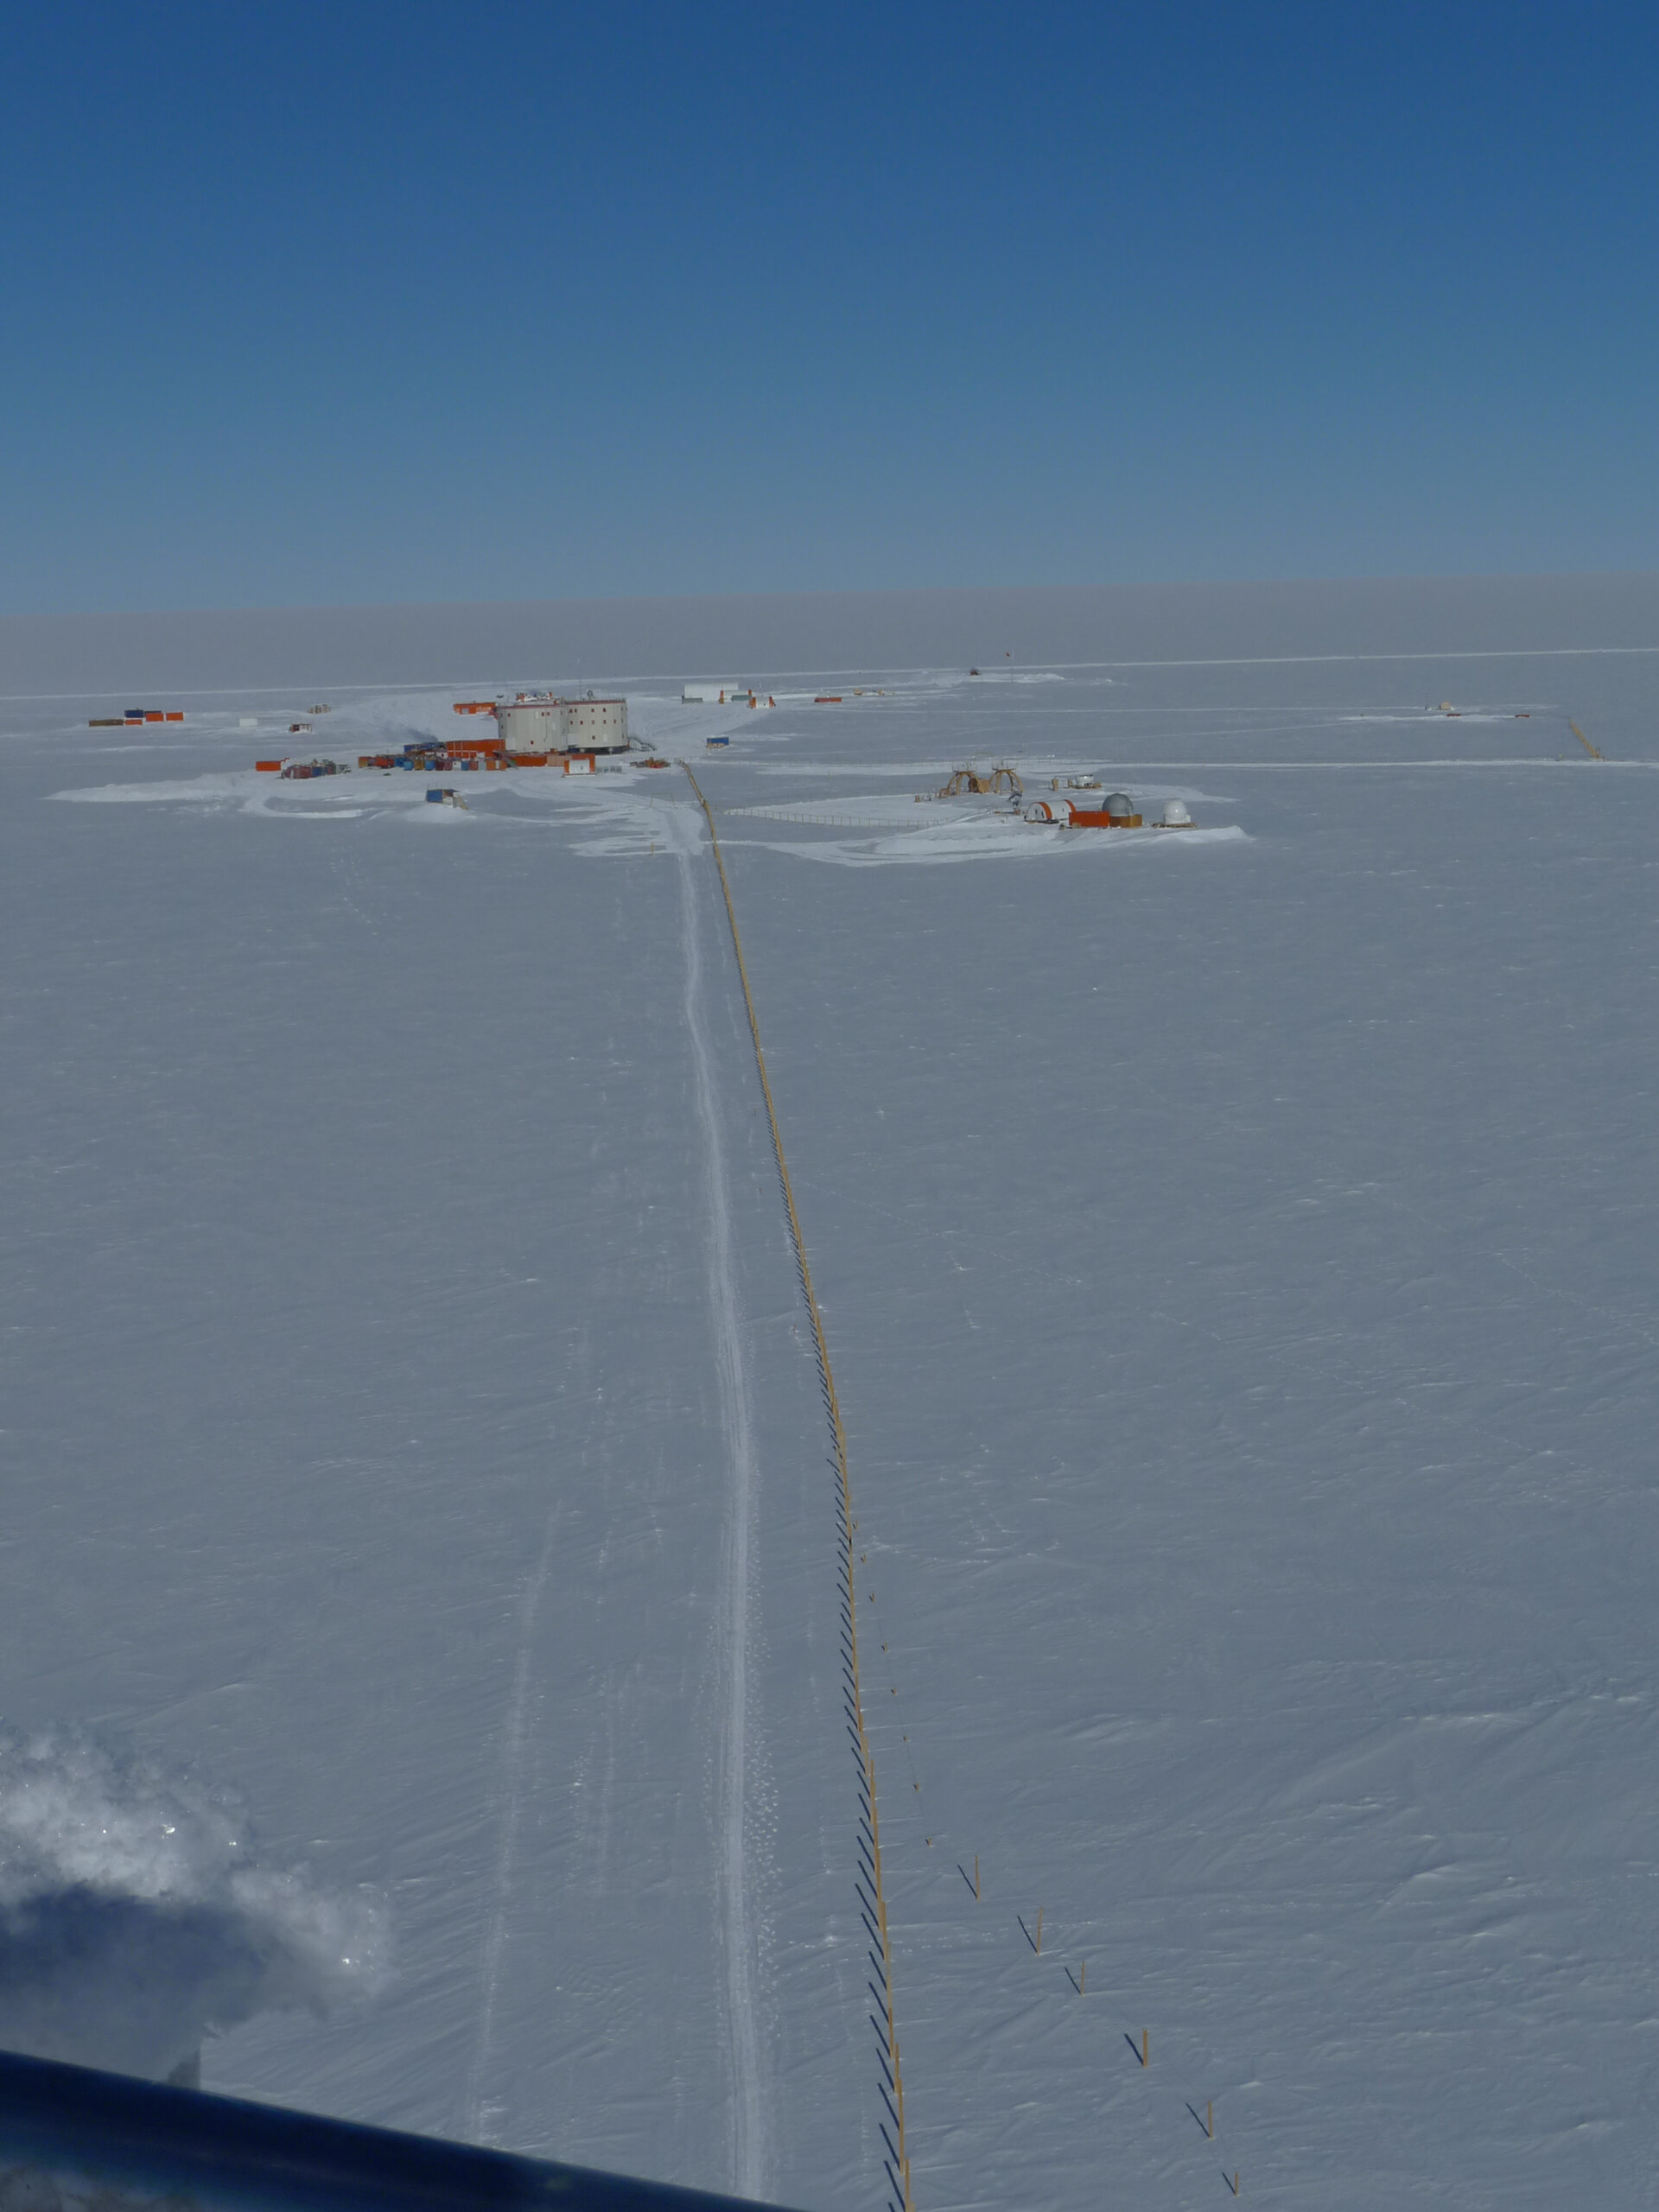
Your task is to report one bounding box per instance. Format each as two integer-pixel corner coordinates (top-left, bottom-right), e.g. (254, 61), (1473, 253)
(0, 2050), (798, 2212)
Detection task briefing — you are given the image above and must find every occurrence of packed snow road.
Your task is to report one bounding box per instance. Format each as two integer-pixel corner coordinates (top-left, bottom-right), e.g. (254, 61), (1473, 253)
(2, 645), (1658, 2209)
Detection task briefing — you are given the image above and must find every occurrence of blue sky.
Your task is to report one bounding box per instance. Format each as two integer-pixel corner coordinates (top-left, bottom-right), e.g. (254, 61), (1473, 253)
(3, 1), (1656, 613)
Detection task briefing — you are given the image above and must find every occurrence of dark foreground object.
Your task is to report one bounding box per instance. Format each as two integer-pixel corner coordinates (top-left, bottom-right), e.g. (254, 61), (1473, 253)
(0, 2048), (797, 2212)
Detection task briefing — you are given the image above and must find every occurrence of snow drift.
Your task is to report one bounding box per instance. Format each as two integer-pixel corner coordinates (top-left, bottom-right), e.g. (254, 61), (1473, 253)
(0, 1727), (386, 2082)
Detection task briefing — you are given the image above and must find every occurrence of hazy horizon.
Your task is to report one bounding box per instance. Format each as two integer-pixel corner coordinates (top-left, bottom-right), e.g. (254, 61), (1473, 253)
(4, 570), (1658, 699)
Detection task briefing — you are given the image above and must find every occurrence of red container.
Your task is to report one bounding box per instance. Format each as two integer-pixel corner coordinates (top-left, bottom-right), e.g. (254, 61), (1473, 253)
(255, 760), (283, 772)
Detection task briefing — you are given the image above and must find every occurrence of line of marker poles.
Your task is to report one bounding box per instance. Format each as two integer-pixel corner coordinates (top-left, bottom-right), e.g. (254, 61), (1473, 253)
(1014, 1903), (1242, 2188)
(684, 767), (913, 2212)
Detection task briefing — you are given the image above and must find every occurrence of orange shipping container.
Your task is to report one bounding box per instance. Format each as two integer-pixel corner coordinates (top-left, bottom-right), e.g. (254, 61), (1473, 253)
(164, 711), (183, 721)
(255, 760), (283, 772)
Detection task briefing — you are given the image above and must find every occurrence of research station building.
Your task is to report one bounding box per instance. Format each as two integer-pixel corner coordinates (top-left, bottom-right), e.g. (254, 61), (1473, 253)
(496, 696), (629, 754)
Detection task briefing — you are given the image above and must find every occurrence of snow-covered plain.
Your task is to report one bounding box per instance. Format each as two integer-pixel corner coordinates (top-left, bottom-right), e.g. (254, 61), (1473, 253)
(3, 646), (1658, 2209)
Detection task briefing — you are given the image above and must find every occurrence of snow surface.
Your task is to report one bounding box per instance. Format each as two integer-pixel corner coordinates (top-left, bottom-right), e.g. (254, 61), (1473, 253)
(3, 648), (1659, 2208)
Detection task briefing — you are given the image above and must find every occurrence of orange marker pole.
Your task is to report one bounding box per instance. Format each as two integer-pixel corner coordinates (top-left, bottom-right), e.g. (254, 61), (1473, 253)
(1036, 1908), (1043, 1955)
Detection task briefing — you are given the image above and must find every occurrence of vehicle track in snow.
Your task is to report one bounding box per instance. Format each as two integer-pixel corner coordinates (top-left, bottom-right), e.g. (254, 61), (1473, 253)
(678, 830), (767, 2201)
(462, 1506), (559, 2146)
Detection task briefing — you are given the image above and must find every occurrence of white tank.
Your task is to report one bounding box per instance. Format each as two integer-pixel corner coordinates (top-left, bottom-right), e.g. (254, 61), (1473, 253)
(563, 697), (629, 753)
(497, 702), (565, 754)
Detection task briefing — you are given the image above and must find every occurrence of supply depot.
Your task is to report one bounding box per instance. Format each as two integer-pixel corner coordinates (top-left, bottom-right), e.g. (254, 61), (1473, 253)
(916, 766), (1197, 831)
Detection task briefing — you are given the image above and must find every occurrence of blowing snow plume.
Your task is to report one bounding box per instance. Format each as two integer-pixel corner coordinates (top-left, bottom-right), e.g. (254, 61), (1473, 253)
(0, 1726), (387, 2081)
